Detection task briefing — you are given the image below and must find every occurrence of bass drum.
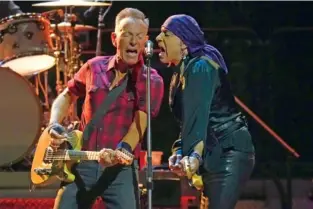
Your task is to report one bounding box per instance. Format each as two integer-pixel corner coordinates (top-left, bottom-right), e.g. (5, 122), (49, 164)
(0, 67), (42, 167)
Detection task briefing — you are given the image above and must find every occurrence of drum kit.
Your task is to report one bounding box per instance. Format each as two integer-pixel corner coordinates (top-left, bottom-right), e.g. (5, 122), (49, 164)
(0, 0), (111, 171)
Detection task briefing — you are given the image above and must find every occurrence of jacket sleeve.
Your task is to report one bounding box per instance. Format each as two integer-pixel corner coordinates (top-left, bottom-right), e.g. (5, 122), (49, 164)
(181, 59), (219, 156)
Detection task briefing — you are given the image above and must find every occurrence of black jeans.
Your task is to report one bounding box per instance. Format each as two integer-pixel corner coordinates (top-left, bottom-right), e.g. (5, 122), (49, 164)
(202, 127), (255, 209)
(53, 161), (140, 209)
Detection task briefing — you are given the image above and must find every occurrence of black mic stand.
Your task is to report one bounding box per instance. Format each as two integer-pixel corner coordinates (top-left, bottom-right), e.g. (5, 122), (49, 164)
(95, 2), (112, 56)
(145, 54), (153, 209)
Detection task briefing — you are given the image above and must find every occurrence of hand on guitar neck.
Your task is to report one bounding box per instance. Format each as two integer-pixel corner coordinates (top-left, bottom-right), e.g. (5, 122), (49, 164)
(99, 148), (134, 167)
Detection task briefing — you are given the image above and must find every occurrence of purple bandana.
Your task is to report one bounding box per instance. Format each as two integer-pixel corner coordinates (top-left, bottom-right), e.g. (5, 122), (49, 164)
(162, 14), (228, 73)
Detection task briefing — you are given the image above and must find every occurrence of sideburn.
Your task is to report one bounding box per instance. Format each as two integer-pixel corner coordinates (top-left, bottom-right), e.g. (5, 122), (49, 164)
(163, 38), (169, 57)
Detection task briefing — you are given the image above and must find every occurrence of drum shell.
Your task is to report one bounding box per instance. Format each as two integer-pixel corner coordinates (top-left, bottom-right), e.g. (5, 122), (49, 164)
(0, 67), (42, 167)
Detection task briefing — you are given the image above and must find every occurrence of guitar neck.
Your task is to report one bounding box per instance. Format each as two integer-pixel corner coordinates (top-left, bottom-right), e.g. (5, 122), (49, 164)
(64, 150), (100, 161)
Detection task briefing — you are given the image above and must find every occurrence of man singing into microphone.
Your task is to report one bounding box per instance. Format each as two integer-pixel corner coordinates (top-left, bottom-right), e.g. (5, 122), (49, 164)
(48, 8), (164, 209)
(156, 15), (255, 209)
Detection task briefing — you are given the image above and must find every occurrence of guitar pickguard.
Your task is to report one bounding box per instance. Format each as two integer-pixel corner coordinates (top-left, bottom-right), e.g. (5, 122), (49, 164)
(31, 130), (83, 185)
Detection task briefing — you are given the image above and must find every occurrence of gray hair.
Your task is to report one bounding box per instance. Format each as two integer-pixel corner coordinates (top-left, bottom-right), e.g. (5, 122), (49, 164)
(114, 8), (149, 33)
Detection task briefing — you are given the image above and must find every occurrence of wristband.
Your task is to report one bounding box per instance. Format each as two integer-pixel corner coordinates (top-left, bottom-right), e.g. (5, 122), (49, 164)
(48, 122), (66, 135)
(47, 122), (57, 129)
(190, 152), (203, 165)
(117, 141), (133, 153)
(175, 148), (182, 155)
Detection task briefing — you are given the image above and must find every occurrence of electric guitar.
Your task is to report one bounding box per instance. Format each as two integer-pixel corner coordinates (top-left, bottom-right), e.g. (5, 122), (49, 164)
(187, 169), (203, 191)
(30, 127), (134, 186)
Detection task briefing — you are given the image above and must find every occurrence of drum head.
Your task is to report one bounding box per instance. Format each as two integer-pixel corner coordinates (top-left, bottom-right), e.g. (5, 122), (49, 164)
(0, 67), (42, 166)
(1, 55), (55, 76)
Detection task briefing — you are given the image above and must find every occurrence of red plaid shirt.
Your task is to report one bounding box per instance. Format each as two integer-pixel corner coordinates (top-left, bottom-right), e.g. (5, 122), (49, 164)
(67, 55), (164, 157)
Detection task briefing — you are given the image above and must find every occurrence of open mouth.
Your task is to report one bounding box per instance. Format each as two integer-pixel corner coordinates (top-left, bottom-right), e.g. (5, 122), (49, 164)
(158, 44), (166, 53)
(126, 49), (138, 56)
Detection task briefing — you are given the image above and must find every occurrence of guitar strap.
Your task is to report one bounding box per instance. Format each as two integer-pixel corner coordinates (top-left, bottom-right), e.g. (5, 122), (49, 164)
(82, 74), (129, 141)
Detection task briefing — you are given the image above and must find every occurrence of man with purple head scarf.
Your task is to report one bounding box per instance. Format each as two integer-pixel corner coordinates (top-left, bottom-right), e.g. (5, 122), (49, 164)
(156, 15), (255, 209)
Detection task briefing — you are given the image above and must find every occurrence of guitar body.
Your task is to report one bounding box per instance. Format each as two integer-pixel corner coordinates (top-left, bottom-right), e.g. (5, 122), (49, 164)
(31, 128), (84, 186)
(190, 174), (203, 191)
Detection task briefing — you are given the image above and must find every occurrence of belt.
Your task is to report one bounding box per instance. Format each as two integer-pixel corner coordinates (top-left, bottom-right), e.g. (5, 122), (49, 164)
(207, 115), (247, 150)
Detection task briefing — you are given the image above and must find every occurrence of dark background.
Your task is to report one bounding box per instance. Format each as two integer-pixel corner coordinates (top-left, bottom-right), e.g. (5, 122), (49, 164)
(15, 1), (313, 178)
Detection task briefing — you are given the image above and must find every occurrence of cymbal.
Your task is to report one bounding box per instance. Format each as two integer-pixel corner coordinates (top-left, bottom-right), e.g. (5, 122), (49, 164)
(51, 22), (96, 32)
(33, 0), (111, 7)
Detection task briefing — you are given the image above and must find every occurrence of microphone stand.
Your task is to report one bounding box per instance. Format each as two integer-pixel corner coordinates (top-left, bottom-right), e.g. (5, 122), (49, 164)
(145, 55), (153, 209)
(95, 2), (112, 56)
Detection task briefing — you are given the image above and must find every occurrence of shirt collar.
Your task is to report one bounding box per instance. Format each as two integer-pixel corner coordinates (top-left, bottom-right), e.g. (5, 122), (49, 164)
(106, 54), (145, 73)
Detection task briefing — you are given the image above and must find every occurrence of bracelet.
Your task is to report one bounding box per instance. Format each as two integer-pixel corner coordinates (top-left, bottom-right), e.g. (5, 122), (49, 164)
(175, 148), (182, 155)
(47, 122), (57, 128)
(190, 152), (203, 165)
(116, 141), (133, 153)
(47, 122), (64, 134)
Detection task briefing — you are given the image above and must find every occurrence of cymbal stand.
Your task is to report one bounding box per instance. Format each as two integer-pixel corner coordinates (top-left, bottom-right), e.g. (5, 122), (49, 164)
(61, 6), (79, 123)
(51, 28), (63, 95)
(37, 72), (50, 109)
(72, 38), (82, 73)
(32, 71), (50, 110)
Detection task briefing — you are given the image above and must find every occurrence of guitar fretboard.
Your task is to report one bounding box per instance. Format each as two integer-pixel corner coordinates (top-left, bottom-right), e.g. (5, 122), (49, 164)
(46, 149), (133, 164)
(65, 150), (100, 160)
(47, 150), (100, 161)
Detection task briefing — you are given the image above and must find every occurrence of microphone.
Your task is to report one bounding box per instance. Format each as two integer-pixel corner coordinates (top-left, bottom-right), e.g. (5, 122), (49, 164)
(145, 40), (154, 58)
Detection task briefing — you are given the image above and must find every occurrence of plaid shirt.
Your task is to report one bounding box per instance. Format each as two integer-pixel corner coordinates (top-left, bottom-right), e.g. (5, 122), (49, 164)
(67, 55), (164, 157)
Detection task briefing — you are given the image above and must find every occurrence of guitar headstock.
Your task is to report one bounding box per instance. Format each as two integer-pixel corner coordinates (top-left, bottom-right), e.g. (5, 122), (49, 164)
(115, 148), (134, 166)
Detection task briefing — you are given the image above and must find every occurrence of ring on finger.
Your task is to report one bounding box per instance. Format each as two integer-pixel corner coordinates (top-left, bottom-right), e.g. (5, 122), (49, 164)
(184, 158), (190, 168)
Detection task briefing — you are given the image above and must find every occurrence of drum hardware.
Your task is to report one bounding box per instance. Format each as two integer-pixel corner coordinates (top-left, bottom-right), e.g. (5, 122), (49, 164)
(32, 0), (112, 7)
(51, 22), (97, 32)
(0, 13), (56, 77)
(41, 4), (95, 123)
(33, 72), (51, 110)
(51, 7), (82, 123)
(42, 9), (65, 23)
(0, 0), (111, 171)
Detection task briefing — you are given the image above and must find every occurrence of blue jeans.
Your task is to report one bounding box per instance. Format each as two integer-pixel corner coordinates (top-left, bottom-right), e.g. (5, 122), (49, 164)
(53, 161), (140, 209)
